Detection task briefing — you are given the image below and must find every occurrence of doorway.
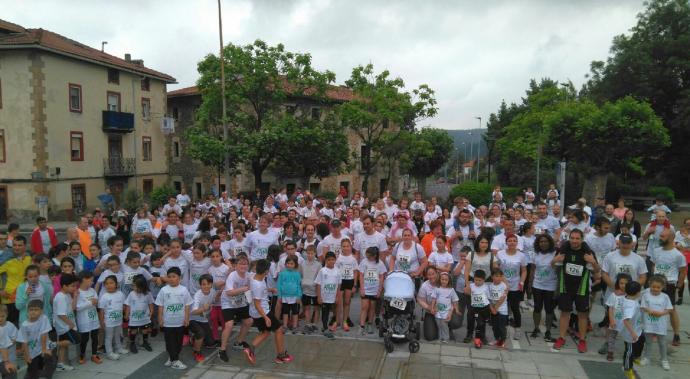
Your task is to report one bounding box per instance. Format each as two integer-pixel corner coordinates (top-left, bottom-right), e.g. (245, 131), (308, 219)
(108, 135), (122, 159)
(0, 186), (7, 223)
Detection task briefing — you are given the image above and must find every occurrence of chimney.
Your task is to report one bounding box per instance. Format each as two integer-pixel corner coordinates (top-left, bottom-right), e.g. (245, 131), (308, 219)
(132, 59), (144, 67)
(125, 53), (131, 62)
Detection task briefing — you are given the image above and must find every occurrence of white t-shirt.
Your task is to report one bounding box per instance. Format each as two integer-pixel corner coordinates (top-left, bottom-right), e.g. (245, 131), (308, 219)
(496, 250), (527, 291)
(221, 271), (252, 309)
(132, 218), (153, 235)
(358, 260), (387, 296)
(16, 314), (52, 359)
(431, 287), (459, 320)
(53, 291), (76, 335)
(392, 242), (426, 273)
(336, 254), (358, 280)
(488, 282), (508, 315)
(321, 234), (350, 257)
(601, 250), (648, 298)
(176, 194), (191, 207)
(224, 239), (248, 260)
(314, 267), (342, 303)
(428, 251), (454, 269)
(640, 290), (673, 335)
(121, 265), (152, 295)
(183, 222), (199, 244)
(0, 324), (13, 363)
(650, 247), (686, 283)
(163, 255), (190, 290)
(191, 288), (217, 323)
(620, 298), (643, 343)
(246, 230), (280, 262)
(208, 264), (230, 306)
(76, 288), (99, 332)
(249, 278), (270, 319)
(154, 284), (193, 327)
(585, 233), (616, 263)
(125, 291), (154, 327)
(98, 291), (125, 328)
(531, 252), (558, 291)
(469, 283), (490, 307)
(183, 253), (212, 295)
(354, 231), (388, 255)
(606, 292), (627, 332)
(491, 233), (525, 252)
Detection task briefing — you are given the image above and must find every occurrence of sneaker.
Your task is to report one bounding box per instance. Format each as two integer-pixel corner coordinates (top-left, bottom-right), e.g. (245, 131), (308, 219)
(107, 352), (120, 361)
(513, 329), (522, 340)
(440, 339), (448, 344)
(329, 323), (337, 332)
(232, 341), (246, 351)
(343, 323), (350, 332)
(661, 360), (670, 370)
(638, 357), (649, 366)
(193, 351), (205, 363)
(346, 318), (354, 327)
(91, 355), (103, 364)
(496, 340), (505, 348)
(323, 331), (335, 339)
(552, 337), (566, 350)
(577, 339), (587, 353)
(360, 325), (367, 336)
(544, 330), (554, 342)
(170, 360), (187, 370)
(624, 369), (635, 379)
(117, 348), (129, 355)
(56, 363), (74, 371)
(244, 346), (256, 365)
(164, 358), (172, 366)
(463, 336), (472, 343)
(530, 328), (540, 338)
(218, 350), (229, 362)
(366, 324), (375, 334)
(274, 352), (294, 364)
(473, 338), (482, 349)
(79, 357), (85, 365)
(598, 344), (608, 355)
(130, 342), (138, 354)
(672, 334), (681, 346)
(142, 341), (153, 352)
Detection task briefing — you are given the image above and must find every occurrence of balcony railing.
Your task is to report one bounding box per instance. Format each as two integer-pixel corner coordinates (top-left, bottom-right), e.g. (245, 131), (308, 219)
(104, 157), (136, 176)
(102, 110), (134, 133)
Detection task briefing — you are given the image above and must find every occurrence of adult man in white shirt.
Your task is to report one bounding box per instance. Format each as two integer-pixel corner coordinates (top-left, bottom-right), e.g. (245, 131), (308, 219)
(354, 215), (389, 259)
(491, 218), (525, 253)
(446, 209), (476, 259)
(650, 229), (686, 346)
(162, 196), (183, 216)
(176, 188), (191, 209)
(643, 210), (675, 257)
(535, 203), (561, 238)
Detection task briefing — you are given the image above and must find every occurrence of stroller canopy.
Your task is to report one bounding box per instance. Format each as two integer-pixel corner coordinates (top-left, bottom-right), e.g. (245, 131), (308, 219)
(384, 271), (415, 299)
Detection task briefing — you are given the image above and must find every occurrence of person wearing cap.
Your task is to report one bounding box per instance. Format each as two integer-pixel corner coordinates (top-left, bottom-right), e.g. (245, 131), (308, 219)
(599, 233), (648, 328)
(320, 219), (350, 259)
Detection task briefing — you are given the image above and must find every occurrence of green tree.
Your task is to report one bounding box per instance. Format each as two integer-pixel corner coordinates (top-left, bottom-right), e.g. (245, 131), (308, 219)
(195, 40), (336, 189)
(406, 128), (454, 195)
(338, 64), (437, 194)
(185, 126), (235, 192)
(272, 113), (350, 189)
(583, 0), (690, 194)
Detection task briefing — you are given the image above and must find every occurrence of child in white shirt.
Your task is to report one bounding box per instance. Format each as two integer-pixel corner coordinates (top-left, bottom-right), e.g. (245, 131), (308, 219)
(640, 275), (674, 370)
(488, 269), (508, 348)
(428, 236), (453, 273)
(189, 275), (219, 363)
(53, 273), (80, 372)
(599, 273), (630, 361)
(0, 305), (17, 378)
(466, 270), (490, 348)
(155, 267), (193, 370)
(98, 275), (128, 360)
(431, 272), (460, 343)
(316, 252), (342, 338)
(124, 275), (154, 354)
(75, 271), (101, 364)
(16, 299), (53, 379)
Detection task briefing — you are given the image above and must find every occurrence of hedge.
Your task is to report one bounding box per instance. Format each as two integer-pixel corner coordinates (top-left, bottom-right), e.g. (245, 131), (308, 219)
(648, 186), (675, 203)
(449, 183), (520, 207)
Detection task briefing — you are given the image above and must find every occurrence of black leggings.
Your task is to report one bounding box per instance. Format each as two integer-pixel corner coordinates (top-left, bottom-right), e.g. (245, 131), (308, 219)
(624, 335), (646, 371)
(321, 303), (336, 330)
(508, 290), (524, 328)
(80, 329), (99, 358)
(532, 288), (555, 314)
(163, 326), (184, 361)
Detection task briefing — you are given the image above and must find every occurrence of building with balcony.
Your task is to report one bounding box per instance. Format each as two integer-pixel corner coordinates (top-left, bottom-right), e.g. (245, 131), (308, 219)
(0, 19), (176, 222)
(167, 85), (399, 201)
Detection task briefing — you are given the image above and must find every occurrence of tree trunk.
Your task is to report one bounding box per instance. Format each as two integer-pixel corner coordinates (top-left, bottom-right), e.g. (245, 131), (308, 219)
(416, 176), (427, 197)
(302, 176), (311, 193)
(362, 172), (370, 196)
(252, 160), (264, 191)
(581, 173), (608, 203)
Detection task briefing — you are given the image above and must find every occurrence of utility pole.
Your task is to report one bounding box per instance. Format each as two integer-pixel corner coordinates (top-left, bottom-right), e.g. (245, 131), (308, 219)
(218, 0), (231, 194)
(475, 116), (481, 182)
(468, 132), (473, 182)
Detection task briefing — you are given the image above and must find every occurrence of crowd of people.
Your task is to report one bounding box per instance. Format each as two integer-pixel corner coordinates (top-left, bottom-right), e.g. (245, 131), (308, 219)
(0, 184), (688, 379)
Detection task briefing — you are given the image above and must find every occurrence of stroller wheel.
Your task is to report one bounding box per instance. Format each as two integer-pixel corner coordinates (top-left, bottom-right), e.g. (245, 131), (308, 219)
(409, 341), (420, 353)
(384, 336), (395, 353)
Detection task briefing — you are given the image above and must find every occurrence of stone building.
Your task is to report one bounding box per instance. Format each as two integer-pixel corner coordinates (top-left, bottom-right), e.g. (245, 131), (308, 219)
(0, 19), (176, 222)
(167, 85), (399, 200)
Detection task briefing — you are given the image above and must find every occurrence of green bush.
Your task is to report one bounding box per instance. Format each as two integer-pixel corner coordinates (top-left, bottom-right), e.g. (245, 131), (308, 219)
(648, 186), (675, 203)
(122, 188), (143, 212)
(501, 187), (521, 203)
(449, 183), (523, 206)
(150, 185), (177, 209)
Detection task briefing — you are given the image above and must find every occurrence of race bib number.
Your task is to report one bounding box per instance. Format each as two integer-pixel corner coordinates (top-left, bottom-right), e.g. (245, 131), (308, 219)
(341, 266), (354, 279)
(489, 289), (502, 302)
(471, 293), (487, 307)
(615, 264), (633, 275)
(390, 298), (406, 310)
(231, 294), (246, 307)
(244, 290), (252, 304)
(124, 272), (137, 285)
(655, 264), (672, 277)
(398, 255), (411, 271)
(565, 263), (584, 277)
(365, 268), (378, 283)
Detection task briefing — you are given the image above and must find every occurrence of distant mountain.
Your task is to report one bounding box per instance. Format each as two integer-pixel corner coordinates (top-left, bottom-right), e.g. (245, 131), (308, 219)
(444, 129), (487, 157)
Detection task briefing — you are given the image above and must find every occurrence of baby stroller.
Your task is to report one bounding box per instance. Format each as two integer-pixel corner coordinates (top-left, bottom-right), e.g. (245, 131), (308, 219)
(379, 271), (421, 353)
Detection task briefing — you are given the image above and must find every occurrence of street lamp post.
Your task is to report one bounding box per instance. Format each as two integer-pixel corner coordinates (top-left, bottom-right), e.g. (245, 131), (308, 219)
(218, 0), (231, 194)
(468, 132), (473, 182)
(475, 116), (481, 182)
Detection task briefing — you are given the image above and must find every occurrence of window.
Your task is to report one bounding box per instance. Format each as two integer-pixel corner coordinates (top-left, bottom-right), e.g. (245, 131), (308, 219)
(107, 68), (119, 84)
(143, 179), (153, 196)
(173, 139), (180, 158)
(172, 107), (179, 120)
(360, 145), (370, 171)
(0, 130), (5, 163)
(173, 181), (182, 194)
(71, 184), (86, 214)
(141, 98), (151, 120)
(141, 77), (150, 91)
(107, 91), (120, 112)
(142, 136), (152, 161)
(309, 183), (321, 194)
(195, 182), (202, 200)
(68, 83), (82, 112)
(70, 132), (83, 161)
(310, 107), (321, 120)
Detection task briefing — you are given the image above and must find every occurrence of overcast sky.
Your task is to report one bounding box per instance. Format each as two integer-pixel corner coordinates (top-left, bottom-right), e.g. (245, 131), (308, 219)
(5, 0), (645, 129)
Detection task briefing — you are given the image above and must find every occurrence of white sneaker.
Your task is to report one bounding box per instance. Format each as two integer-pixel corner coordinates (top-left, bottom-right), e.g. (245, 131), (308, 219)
(164, 358), (172, 366)
(513, 329), (523, 340)
(638, 357), (649, 366)
(56, 363), (74, 371)
(117, 348), (129, 355)
(661, 360), (670, 370)
(170, 360), (188, 370)
(106, 352), (120, 361)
